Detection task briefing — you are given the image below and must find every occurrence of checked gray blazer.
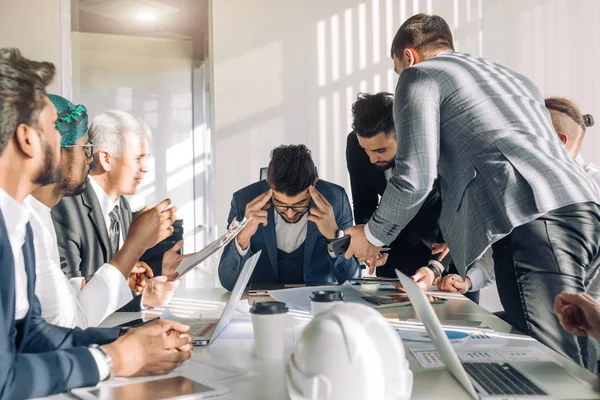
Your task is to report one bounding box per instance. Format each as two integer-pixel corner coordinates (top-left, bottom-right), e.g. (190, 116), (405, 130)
(368, 51), (600, 274)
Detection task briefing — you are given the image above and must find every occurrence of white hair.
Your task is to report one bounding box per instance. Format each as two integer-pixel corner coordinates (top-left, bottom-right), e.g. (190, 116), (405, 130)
(88, 110), (151, 170)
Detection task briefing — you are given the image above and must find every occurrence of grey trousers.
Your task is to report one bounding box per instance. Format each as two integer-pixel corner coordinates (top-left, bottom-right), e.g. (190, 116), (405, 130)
(492, 202), (600, 369)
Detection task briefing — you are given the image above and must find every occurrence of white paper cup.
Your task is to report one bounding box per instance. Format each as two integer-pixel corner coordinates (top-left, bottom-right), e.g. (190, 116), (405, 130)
(309, 290), (344, 317)
(250, 301), (289, 360)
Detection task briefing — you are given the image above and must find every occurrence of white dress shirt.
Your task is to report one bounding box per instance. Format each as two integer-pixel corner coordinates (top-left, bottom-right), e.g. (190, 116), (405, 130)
(89, 176), (153, 309)
(89, 176), (123, 247)
(25, 195), (132, 329)
(0, 188), (110, 380)
(0, 187), (30, 320)
(235, 211), (336, 258)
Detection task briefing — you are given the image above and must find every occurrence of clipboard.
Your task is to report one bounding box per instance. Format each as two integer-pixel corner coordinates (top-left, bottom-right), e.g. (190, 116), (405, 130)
(168, 217), (251, 281)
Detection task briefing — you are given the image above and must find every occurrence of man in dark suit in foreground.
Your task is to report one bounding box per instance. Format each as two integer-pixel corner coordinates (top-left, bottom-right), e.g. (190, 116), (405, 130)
(0, 47), (191, 400)
(219, 144), (361, 290)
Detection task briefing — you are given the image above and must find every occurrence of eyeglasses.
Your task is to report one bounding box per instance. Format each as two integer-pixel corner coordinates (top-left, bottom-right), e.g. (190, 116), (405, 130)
(64, 142), (93, 158)
(270, 199), (310, 214)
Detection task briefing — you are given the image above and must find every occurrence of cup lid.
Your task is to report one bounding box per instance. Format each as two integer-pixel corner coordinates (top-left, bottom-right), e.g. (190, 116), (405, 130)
(250, 301), (289, 314)
(310, 290), (345, 302)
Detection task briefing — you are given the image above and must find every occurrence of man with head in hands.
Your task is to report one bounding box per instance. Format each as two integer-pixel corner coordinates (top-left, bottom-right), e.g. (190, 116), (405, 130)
(0, 47), (192, 400)
(343, 14), (600, 368)
(218, 144), (360, 290)
(29, 94), (181, 328)
(52, 109), (186, 311)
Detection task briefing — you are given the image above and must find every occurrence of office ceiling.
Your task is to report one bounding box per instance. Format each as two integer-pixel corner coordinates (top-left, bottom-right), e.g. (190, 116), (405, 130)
(72, 0), (209, 60)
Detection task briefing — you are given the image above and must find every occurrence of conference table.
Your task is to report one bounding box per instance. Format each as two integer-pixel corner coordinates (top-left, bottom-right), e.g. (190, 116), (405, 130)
(45, 284), (600, 399)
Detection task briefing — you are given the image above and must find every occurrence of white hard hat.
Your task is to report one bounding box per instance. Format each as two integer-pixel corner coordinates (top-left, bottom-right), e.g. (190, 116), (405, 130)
(286, 303), (413, 400)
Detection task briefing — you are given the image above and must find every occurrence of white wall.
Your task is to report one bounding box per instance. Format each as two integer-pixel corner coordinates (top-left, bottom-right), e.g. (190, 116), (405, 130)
(213, 0), (600, 309)
(481, 0), (600, 164)
(0, 0), (65, 94)
(213, 0), (600, 226)
(212, 0), (485, 233)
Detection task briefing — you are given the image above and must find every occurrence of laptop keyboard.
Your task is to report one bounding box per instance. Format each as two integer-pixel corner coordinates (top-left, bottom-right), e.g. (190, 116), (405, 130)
(463, 362), (547, 396)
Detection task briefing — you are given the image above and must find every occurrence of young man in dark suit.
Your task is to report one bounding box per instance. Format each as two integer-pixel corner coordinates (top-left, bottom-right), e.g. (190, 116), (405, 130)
(0, 47), (191, 400)
(219, 144), (361, 290)
(347, 92), (449, 279)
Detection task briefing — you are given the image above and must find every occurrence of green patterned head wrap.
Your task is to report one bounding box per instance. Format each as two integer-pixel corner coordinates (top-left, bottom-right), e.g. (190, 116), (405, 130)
(48, 94), (89, 147)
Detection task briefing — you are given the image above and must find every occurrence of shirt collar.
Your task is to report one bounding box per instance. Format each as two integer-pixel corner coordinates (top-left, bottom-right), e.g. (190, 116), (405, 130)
(576, 154), (585, 166)
(0, 186), (30, 239)
(435, 50), (453, 57)
(89, 176), (120, 219)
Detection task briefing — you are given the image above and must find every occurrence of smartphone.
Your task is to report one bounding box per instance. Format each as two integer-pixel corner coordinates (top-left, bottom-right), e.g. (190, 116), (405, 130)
(363, 294), (447, 306)
(330, 235), (351, 256)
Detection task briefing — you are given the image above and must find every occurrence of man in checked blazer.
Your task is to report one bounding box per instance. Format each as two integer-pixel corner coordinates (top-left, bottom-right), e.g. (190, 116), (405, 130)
(345, 13), (600, 368)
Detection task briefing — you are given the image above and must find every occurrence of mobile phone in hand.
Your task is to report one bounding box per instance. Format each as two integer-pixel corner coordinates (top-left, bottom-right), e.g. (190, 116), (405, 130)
(330, 235), (351, 256)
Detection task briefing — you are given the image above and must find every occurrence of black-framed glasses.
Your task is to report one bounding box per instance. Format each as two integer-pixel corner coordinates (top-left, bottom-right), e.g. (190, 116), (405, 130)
(270, 199), (310, 214)
(64, 142), (93, 158)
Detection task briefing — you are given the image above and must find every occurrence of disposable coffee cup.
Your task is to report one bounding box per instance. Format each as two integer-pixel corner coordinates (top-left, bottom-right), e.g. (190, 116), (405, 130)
(310, 290), (344, 316)
(249, 301), (289, 360)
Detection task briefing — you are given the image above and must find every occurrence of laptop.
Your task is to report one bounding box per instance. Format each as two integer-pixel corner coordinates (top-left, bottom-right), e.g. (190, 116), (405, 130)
(188, 250), (261, 346)
(395, 269), (599, 399)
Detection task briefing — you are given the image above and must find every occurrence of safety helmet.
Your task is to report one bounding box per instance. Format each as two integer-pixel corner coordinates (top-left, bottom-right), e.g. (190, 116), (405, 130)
(286, 303), (413, 400)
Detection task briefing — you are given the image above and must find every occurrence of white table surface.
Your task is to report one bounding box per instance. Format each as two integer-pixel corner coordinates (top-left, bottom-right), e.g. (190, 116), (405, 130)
(44, 285), (600, 400)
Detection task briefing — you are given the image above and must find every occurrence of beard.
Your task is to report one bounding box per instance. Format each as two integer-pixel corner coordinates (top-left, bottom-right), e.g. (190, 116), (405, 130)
(33, 140), (61, 186)
(62, 175), (88, 197)
(276, 209), (309, 224)
(374, 160), (394, 171)
(62, 160), (90, 197)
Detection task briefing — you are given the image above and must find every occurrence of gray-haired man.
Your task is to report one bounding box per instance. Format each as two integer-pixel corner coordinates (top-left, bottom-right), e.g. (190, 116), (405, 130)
(52, 110), (184, 311)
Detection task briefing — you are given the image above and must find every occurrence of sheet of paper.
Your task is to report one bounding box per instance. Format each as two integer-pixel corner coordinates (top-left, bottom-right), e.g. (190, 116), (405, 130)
(186, 357), (248, 382)
(410, 347), (552, 369)
(406, 318), (483, 329)
(397, 327), (505, 345)
(269, 283), (374, 311)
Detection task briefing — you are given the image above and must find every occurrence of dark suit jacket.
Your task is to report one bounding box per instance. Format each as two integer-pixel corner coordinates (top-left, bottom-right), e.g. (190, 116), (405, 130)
(0, 210), (120, 400)
(346, 131), (449, 277)
(51, 183), (141, 311)
(218, 179), (360, 291)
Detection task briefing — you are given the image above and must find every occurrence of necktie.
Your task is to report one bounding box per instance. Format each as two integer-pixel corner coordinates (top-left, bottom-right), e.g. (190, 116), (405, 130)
(108, 205), (120, 258)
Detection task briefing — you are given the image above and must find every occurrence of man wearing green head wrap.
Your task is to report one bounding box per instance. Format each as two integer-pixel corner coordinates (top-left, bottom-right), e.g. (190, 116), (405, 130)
(26, 94), (179, 329)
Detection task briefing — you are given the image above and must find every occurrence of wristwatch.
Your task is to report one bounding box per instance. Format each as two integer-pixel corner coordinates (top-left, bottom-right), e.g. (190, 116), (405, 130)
(90, 344), (114, 379)
(327, 228), (344, 243)
(426, 263), (442, 284)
